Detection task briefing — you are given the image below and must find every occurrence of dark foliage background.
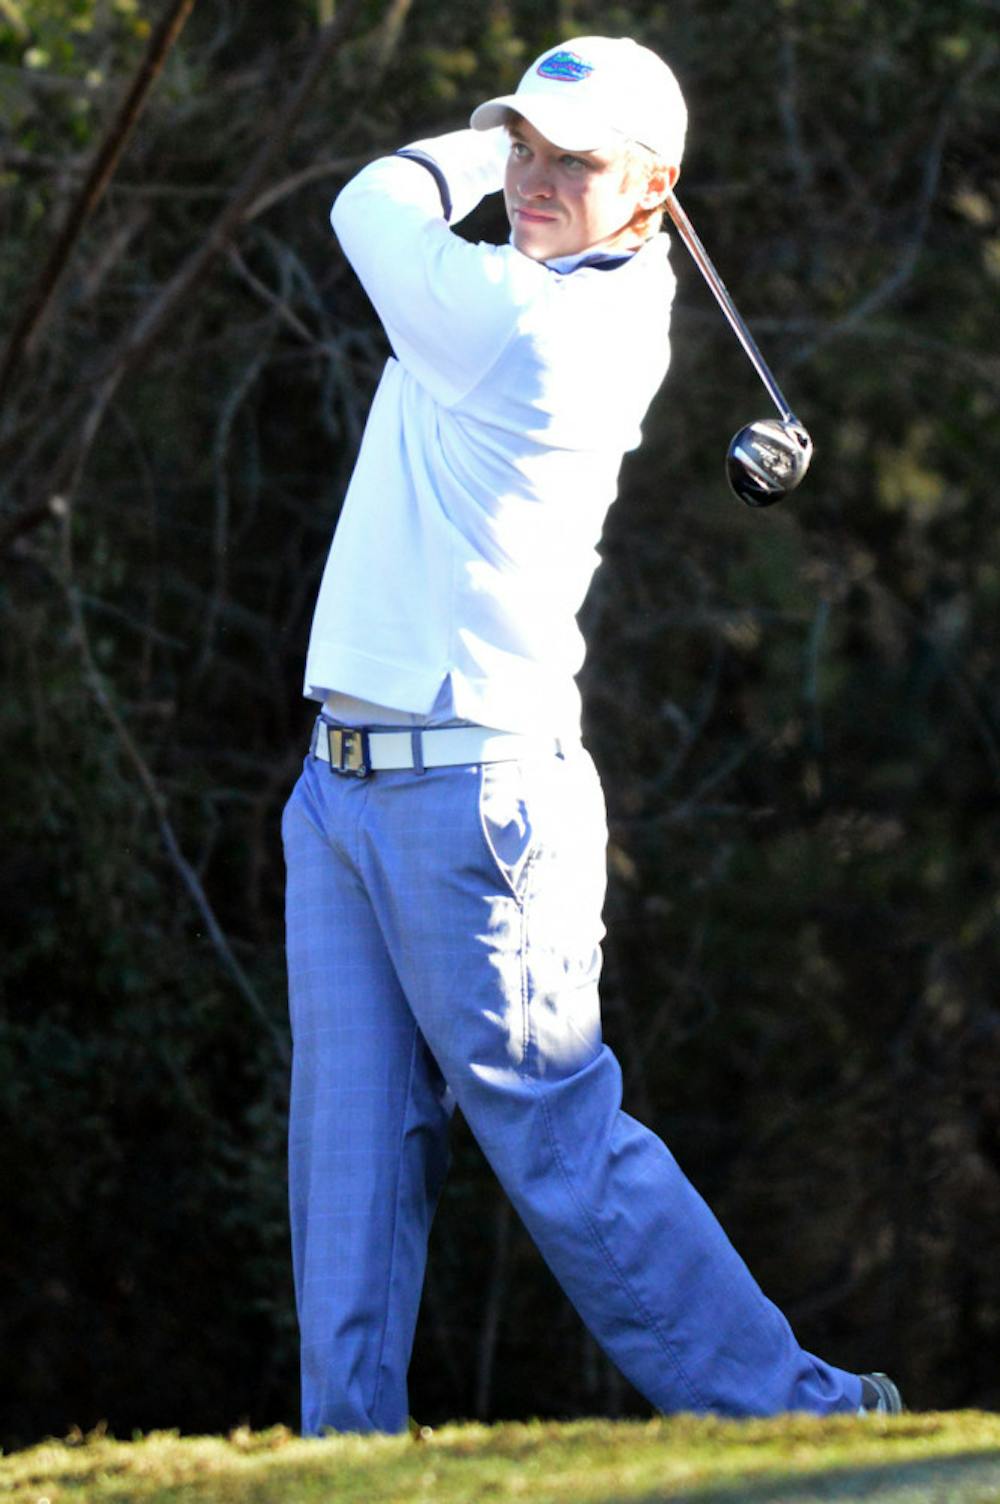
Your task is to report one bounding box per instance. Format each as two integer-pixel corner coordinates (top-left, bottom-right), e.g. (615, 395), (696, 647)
(1, 0), (998, 1449)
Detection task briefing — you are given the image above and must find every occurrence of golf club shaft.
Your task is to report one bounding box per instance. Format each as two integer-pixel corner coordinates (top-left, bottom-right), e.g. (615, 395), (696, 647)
(664, 192), (795, 425)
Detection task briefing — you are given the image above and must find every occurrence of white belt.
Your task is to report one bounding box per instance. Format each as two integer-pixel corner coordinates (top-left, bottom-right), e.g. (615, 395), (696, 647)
(312, 721), (561, 777)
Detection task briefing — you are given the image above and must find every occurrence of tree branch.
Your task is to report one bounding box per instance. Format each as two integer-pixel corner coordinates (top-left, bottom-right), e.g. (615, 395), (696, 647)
(57, 502), (289, 1059)
(87, 0), (369, 387)
(0, 0), (370, 557)
(0, 0), (199, 408)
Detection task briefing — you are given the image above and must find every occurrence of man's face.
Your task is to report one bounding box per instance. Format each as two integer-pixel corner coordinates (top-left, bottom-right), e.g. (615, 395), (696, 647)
(503, 116), (666, 262)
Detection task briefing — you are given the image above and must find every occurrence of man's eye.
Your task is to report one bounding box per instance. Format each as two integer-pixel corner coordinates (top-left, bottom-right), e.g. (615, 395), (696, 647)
(561, 155), (586, 170)
(510, 141), (530, 159)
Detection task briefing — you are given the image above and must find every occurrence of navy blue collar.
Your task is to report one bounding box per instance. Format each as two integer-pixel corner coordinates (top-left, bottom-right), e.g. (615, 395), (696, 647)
(541, 245), (637, 275)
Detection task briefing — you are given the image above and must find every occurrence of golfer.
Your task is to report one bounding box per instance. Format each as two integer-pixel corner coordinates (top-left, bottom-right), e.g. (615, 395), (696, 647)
(282, 35), (901, 1434)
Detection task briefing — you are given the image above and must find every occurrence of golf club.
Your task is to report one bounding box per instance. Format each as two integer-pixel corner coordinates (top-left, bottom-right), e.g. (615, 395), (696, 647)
(664, 191), (813, 507)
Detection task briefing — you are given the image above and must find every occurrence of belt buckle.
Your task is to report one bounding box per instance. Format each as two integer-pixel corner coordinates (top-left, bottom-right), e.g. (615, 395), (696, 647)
(326, 725), (372, 778)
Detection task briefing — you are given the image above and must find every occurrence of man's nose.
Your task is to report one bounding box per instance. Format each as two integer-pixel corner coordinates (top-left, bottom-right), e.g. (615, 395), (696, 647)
(518, 160), (554, 198)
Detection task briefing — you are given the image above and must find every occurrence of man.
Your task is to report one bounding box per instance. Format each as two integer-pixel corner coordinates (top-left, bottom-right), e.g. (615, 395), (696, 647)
(282, 35), (902, 1435)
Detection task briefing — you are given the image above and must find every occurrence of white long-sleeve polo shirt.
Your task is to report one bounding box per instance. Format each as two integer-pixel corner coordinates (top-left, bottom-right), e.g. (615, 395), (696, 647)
(303, 128), (675, 737)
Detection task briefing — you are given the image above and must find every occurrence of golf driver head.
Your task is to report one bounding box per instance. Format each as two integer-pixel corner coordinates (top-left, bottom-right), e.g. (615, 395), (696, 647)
(726, 418), (813, 507)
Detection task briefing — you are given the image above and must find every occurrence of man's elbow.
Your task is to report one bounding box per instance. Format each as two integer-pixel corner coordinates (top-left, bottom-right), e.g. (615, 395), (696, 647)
(330, 176), (360, 242)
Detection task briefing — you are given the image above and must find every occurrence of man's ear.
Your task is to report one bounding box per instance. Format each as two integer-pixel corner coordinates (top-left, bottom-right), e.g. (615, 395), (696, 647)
(639, 161), (678, 208)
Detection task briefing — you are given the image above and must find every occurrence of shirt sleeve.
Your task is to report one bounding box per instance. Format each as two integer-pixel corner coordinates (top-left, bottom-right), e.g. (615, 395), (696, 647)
(330, 129), (543, 405)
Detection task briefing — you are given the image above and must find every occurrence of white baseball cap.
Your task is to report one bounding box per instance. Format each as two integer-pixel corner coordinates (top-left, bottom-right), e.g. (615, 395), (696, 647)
(470, 36), (687, 167)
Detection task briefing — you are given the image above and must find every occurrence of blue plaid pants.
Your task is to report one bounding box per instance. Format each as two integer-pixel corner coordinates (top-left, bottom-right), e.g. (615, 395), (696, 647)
(282, 733), (862, 1434)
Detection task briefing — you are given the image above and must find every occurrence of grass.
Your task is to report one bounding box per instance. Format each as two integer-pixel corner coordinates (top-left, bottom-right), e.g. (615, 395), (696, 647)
(3, 1412), (1000, 1503)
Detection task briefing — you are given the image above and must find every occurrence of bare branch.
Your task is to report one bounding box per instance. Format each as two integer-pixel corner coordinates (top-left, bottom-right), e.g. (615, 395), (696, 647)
(93, 0), (369, 381)
(0, 0), (200, 407)
(0, 0), (370, 557)
(242, 153), (375, 221)
(193, 339), (274, 682)
(226, 247), (320, 347)
(790, 47), (999, 368)
(778, 26), (815, 198)
(57, 503), (289, 1059)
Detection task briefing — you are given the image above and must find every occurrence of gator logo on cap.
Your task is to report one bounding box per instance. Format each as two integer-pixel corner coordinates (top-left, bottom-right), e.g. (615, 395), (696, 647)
(537, 50), (593, 83)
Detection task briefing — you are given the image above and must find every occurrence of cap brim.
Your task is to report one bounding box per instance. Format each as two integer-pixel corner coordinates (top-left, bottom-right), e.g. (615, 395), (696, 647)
(470, 94), (620, 153)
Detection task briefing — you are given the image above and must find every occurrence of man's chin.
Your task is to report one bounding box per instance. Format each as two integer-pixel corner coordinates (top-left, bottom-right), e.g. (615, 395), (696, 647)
(512, 227), (572, 262)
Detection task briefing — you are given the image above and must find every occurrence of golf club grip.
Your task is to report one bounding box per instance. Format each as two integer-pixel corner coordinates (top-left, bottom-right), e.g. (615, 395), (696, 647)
(664, 192), (794, 424)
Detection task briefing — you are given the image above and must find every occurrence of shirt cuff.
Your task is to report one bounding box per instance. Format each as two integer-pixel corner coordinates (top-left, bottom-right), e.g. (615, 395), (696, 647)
(395, 128), (508, 226)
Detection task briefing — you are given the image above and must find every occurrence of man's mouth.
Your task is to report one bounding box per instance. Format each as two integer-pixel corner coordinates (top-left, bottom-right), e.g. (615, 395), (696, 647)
(515, 208), (559, 223)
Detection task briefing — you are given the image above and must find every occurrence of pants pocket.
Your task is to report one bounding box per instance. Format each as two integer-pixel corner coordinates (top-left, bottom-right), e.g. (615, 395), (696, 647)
(477, 759), (537, 902)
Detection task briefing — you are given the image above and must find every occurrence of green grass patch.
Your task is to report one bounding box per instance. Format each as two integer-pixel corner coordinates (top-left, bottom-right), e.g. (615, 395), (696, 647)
(3, 1413), (1000, 1503)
